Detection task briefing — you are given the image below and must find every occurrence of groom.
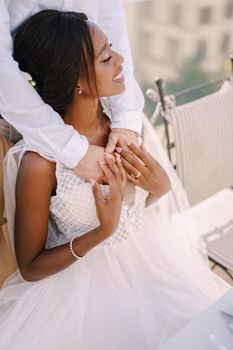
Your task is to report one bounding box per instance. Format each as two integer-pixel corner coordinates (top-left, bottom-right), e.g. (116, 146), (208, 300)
(0, 0), (144, 284)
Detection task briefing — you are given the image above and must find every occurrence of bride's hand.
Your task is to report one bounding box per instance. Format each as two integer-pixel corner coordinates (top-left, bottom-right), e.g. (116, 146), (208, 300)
(91, 157), (126, 237)
(119, 143), (171, 198)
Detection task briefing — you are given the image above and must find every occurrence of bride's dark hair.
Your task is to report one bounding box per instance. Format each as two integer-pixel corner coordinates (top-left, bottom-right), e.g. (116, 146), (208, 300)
(13, 10), (96, 117)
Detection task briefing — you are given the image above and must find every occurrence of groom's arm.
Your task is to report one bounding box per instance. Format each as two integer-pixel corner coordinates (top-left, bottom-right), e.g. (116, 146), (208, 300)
(0, 0), (89, 169)
(98, 0), (144, 135)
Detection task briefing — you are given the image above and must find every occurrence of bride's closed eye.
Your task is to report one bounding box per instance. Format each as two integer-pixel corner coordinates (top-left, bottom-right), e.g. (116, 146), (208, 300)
(102, 56), (112, 63)
(102, 43), (112, 63)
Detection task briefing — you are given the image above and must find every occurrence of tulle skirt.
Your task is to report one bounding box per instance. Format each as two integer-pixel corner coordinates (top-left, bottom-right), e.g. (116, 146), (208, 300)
(0, 209), (229, 350)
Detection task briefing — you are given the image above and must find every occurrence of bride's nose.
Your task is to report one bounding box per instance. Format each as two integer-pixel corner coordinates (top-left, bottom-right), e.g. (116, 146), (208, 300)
(115, 52), (124, 66)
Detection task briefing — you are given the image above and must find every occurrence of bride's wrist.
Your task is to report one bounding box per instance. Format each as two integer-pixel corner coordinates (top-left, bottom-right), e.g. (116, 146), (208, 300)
(71, 226), (113, 258)
(95, 225), (114, 239)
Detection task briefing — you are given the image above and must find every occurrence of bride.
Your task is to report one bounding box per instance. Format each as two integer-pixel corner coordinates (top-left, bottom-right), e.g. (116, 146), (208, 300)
(0, 9), (229, 350)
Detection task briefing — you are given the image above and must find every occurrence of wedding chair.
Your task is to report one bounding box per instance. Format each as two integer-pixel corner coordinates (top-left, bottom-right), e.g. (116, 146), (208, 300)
(0, 133), (17, 286)
(170, 79), (233, 206)
(146, 74), (233, 281)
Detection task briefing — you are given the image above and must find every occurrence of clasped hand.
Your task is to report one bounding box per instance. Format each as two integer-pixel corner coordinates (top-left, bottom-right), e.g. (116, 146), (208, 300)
(118, 143), (171, 199)
(91, 155), (127, 237)
(73, 128), (138, 181)
(92, 142), (171, 238)
(77, 129), (171, 238)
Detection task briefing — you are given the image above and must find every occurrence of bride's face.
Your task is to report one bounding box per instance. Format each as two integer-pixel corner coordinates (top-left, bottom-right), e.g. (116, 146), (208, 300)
(82, 23), (125, 97)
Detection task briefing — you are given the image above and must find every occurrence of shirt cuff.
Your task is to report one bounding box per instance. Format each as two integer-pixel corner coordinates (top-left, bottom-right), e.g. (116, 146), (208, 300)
(57, 131), (89, 169)
(110, 111), (143, 135)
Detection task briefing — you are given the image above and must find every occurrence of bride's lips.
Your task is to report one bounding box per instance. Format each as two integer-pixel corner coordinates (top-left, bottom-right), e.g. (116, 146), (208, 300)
(113, 67), (124, 83)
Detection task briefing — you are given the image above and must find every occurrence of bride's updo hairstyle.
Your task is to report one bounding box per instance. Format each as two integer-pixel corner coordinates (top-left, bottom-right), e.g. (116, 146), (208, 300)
(13, 10), (97, 117)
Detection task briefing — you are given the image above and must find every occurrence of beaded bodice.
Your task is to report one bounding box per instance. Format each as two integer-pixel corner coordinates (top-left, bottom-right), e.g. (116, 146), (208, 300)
(49, 163), (148, 246)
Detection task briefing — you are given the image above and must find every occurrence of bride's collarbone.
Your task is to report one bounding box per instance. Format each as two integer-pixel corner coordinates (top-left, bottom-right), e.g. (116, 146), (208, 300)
(86, 122), (110, 148)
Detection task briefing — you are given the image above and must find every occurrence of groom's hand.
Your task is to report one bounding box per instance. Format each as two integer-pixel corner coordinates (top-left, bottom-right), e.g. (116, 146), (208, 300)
(105, 128), (139, 154)
(73, 144), (106, 181)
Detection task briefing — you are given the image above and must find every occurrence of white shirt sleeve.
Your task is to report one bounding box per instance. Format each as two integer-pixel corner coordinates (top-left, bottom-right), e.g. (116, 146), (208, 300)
(0, 0), (88, 168)
(98, 0), (144, 135)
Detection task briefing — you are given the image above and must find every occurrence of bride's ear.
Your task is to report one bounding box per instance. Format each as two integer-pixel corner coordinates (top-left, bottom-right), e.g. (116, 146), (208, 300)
(76, 85), (83, 95)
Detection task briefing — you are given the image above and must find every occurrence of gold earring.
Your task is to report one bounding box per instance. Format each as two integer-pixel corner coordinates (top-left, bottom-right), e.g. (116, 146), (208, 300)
(76, 85), (82, 95)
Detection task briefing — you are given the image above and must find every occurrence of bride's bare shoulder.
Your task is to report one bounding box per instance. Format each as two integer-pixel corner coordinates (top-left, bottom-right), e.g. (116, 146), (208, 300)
(17, 151), (56, 189)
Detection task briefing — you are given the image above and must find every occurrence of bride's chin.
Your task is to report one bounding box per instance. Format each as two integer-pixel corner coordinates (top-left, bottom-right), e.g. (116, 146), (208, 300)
(113, 84), (126, 95)
(100, 83), (125, 98)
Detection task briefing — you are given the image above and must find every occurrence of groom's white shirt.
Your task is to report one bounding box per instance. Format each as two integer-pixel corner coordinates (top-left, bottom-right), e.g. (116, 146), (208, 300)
(0, 0), (144, 167)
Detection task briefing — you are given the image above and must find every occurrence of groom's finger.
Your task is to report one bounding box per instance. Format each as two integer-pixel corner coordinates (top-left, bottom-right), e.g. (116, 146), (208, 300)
(105, 133), (118, 153)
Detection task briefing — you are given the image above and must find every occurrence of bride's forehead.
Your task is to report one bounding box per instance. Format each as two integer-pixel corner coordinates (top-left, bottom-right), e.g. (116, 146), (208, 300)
(87, 22), (107, 49)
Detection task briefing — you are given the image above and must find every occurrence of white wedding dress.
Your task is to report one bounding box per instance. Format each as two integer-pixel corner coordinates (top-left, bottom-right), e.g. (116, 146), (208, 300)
(0, 119), (229, 350)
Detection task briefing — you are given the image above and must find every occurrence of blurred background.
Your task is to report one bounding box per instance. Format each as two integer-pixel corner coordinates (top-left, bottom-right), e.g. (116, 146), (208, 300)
(124, 0), (233, 118)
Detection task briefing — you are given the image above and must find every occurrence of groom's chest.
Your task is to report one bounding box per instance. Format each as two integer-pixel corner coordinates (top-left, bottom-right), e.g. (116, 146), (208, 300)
(8, 0), (101, 32)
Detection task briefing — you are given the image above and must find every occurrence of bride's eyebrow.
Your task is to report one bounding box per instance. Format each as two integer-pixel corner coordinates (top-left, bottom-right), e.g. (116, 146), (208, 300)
(96, 43), (108, 58)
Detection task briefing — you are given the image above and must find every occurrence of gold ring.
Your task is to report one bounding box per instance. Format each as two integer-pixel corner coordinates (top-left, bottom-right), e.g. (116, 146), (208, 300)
(131, 171), (141, 179)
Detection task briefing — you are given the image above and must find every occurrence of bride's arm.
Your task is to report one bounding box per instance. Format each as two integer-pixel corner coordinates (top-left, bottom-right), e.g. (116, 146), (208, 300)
(14, 152), (125, 282)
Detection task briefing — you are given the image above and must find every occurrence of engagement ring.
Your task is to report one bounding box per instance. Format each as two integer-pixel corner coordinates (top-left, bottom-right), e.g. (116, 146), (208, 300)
(131, 171), (141, 179)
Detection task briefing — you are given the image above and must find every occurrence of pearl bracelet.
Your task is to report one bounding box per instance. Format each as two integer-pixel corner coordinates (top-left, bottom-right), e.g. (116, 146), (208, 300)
(69, 237), (81, 260)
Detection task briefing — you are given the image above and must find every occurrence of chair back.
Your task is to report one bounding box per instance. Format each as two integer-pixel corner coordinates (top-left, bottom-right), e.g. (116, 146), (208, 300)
(170, 81), (233, 205)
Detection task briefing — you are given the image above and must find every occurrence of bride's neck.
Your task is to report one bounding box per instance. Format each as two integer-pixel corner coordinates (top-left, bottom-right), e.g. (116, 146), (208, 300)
(63, 95), (100, 135)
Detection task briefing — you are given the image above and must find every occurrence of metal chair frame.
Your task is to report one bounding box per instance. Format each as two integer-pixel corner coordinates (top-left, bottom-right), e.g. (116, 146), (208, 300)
(147, 55), (233, 166)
